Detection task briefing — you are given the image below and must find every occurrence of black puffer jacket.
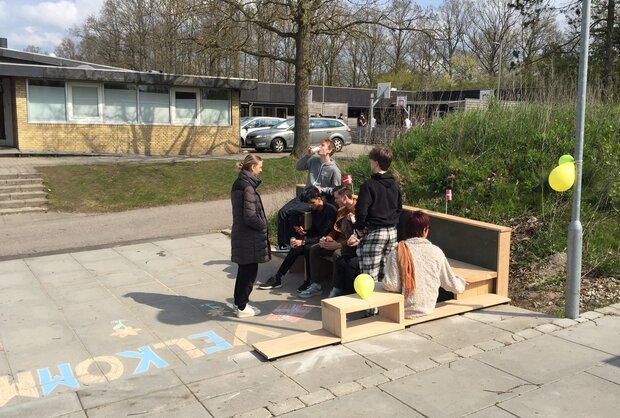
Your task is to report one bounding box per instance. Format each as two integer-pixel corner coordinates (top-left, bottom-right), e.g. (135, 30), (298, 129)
(230, 170), (271, 265)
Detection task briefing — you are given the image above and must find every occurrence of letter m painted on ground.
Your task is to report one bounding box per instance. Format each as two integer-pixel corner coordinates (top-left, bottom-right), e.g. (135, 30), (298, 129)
(117, 346), (168, 375)
(37, 364), (80, 396)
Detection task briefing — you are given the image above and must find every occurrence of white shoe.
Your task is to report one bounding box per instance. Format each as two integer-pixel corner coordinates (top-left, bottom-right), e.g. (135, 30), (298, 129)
(237, 304), (261, 318)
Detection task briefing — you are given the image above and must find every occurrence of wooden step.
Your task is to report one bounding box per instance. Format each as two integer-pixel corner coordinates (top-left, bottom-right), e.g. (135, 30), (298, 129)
(403, 294), (510, 327)
(0, 191), (47, 201)
(253, 329), (340, 360)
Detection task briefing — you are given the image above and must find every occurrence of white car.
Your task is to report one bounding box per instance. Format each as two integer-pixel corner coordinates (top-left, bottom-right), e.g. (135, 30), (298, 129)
(240, 117), (286, 146)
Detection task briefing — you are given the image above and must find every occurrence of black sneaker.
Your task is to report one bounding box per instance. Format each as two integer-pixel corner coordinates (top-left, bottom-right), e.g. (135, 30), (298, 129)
(296, 280), (312, 293)
(257, 276), (282, 290)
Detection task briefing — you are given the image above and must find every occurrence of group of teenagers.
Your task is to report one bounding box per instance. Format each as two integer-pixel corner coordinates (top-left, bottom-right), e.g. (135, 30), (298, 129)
(230, 140), (467, 319)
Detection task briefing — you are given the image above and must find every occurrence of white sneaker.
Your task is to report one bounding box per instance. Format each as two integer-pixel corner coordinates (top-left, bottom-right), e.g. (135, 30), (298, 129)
(300, 283), (322, 298)
(236, 304), (261, 318)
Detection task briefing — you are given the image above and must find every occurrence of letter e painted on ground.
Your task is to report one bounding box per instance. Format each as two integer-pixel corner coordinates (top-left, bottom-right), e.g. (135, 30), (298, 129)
(117, 346), (169, 375)
(188, 331), (233, 354)
(37, 364), (80, 396)
(0, 372), (40, 407)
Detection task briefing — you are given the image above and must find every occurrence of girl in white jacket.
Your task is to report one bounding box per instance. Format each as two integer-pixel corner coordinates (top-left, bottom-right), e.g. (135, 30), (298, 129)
(383, 210), (466, 319)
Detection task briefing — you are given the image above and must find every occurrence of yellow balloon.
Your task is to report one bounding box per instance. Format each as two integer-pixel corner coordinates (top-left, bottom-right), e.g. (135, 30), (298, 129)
(548, 163), (575, 192)
(354, 274), (375, 299)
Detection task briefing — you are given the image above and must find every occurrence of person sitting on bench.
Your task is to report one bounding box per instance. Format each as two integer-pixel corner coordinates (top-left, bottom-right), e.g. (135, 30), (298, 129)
(275, 139), (341, 252)
(258, 187), (337, 291)
(382, 210), (467, 319)
(300, 185), (357, 298)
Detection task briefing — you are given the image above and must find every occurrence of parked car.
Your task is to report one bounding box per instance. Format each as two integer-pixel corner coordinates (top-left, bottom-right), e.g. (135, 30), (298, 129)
(245, 117), (352, 153)
(240, 117), (286, 146)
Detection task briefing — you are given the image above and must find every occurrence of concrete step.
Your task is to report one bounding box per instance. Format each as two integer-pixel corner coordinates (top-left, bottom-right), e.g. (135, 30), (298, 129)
(0, 191), (47, 201)
(0, 177), (43, 186)
(0, 173), (41, 180)
(0, 206), (48, 216)
(0, 198), (47, 209)
(0, 184), (45, 194)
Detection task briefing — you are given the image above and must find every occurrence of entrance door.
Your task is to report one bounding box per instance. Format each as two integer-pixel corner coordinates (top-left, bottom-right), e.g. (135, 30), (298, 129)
(0, 78), (15, 147)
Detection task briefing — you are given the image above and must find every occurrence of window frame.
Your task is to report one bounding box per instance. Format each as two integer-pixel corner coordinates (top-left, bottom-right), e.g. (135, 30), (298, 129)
(66, 82), (104, 123)
(171, 87), (201, 125)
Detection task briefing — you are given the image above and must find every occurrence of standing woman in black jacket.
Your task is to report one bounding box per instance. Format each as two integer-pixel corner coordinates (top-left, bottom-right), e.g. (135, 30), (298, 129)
(231, 154), (271, 317)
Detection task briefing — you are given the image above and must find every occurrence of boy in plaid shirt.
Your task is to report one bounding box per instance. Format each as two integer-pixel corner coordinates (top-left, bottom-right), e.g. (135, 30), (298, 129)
(350, 146), (402, 282)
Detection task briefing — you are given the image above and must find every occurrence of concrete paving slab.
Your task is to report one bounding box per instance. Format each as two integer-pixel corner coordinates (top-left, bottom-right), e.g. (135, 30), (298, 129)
(585, 355), (620, 385)
(57, 411), (87, 418)
(0, 284), (51, 306)
(25, 254), (86, 278)
(33, 269), (96, 289)
(463, 304), (549, 324)
(380, 358), (531, 418)
(271, 345), (384, 392)
(93, 269), (156, 288)
(0, 352), (10, 376)
(76, 369), (183, 409)
(0, 392), (82, 418)
(86, 384), (208, 417)
(267, 397), (305, 416)
(60, 298), (139, 329)
(486, 312), (555, 333)
(553, 316), (620, 355)
(0, 270), (39, 289)
(282, 387), (424, 417)
(110, 281), (177, 302)
(476, 334), (613, 385)
(382, 366), (415, 380)
(43, 283), (114, 305)
(71, 256), (140, 276)
(499, 371), (620, 417)
(149, 265), (210, 289)
(189, 363), (307, 418)
(152, 237), (207, 252)
(345, 329), (451, 371)
(173, 349), (265, 385)
(69, 248), (127, 264)
(0, 258), (30, 274)
(463, 405), (517, 417)
(408, 315), (514, 350)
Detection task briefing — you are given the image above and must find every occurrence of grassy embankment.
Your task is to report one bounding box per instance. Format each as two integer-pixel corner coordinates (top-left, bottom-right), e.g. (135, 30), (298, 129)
(345, 103), (620, 314)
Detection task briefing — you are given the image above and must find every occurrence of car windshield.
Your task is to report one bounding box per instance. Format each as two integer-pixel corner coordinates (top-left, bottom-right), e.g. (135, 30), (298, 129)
(274, 119), (295, 129)
(240, 117), (251, 125)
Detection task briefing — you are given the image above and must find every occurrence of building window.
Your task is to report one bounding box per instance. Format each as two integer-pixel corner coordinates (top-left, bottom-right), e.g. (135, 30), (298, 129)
(27, 80), (67, 123)
(104, 83), (137, 123)
(67, 83), (103, 122)
(172, 88), (199, 124)
(138, 85), (170, 124)
(201, 89), (230, 126)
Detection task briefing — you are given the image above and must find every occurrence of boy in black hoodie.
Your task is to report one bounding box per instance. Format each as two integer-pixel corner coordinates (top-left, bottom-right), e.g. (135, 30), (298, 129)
(351, 146), (402, 282)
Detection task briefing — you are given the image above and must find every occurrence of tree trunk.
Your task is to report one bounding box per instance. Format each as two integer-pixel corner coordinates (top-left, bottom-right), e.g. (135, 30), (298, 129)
(292, 21), (311, 158)
(602, 0), (615, 102)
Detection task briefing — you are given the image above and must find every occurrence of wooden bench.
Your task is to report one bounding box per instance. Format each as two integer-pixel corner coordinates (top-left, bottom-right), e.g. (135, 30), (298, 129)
(253, 188), (512, 360)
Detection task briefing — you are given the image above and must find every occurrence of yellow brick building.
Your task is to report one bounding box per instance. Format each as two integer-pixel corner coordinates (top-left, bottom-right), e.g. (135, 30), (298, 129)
(1, 45), (257, 156)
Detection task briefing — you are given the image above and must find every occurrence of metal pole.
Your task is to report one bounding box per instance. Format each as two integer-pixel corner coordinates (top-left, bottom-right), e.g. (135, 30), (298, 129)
(565, 0), (591, 319)
(322, 66), (325, 116)
(497, 41), (502, 99)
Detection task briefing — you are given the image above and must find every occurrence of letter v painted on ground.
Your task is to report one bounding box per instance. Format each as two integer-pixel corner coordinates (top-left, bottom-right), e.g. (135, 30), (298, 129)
(233, 324), (281, 346)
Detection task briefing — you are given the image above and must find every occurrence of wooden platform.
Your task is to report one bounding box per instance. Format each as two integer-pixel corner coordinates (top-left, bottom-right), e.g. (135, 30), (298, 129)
(252, 293), (510, 360)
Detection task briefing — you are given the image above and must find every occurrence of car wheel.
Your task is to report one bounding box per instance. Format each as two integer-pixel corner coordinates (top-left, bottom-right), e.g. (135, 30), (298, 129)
(271, 138), (286, 153)
(332, 137), (344, 152)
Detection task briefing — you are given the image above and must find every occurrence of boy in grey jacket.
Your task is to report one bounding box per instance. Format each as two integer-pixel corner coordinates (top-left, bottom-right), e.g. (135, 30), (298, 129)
(276, 139), (341, 259)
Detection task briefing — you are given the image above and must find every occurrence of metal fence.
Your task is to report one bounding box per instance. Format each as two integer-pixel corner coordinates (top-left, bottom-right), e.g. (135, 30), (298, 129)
(350, 126), (410, 145)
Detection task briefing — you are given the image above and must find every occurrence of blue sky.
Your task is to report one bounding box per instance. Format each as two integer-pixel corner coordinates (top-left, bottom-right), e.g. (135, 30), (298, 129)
(1, 0), (441, 52)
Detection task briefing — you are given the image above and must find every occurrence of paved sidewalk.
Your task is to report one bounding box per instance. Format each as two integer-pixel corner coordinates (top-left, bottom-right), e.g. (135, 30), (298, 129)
(1, 233), (618, 417)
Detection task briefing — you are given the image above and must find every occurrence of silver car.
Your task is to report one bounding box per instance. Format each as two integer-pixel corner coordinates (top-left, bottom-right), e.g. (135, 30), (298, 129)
(240, 116), (286, 146)
(245, 117), (352, 153)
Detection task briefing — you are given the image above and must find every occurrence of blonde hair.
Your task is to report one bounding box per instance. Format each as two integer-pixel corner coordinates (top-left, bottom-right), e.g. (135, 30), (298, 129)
(236, 154), (263, 171)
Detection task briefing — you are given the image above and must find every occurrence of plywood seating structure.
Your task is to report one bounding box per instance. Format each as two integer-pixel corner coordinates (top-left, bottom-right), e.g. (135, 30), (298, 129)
(253, 190), (512, 360)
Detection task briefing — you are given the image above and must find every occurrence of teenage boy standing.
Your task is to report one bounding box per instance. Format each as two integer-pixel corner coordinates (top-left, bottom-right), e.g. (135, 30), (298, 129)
(351, 146), (402, 283)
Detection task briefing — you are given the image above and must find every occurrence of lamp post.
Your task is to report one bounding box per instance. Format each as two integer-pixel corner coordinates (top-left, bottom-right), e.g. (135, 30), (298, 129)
(321, 63), (326, 116)
(493, 40), (502, 99)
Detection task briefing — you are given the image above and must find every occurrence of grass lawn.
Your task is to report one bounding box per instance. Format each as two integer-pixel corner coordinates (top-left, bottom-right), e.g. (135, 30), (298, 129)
(38, 157), (302, 212)
(39, 156), (355, 213)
